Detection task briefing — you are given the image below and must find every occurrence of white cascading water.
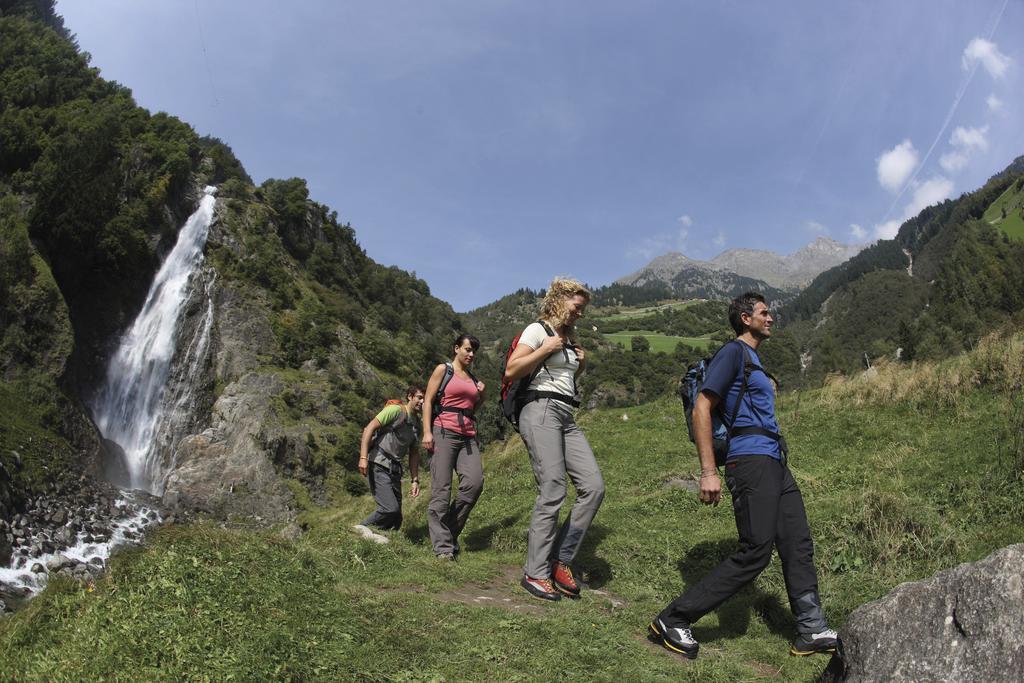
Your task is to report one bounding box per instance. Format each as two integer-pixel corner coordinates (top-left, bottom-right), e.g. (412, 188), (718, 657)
(92, 186), (217, 493)
(0, 188), (218, 599)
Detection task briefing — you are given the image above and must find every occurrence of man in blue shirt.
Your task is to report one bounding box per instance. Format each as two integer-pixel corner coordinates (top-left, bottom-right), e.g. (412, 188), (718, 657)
(648, 292), (837, 659)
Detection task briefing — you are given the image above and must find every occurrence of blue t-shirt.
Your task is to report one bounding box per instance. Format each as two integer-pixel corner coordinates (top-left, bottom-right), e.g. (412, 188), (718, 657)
(702, 340), (782, 460)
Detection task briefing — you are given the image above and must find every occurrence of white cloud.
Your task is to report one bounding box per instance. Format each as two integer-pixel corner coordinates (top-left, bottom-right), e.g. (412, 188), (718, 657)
(677, 214), (694, 227)
(675, 227), (690, 251)
(877, 140), (919, 194)
(874, 176), (955, 240)
(962, 38), (1011, 80)
(939, 151), (968, 173)
(806, 220), (829, 234)
(713, 230), (726, 248)
(626, 225), (690, 261)
(950, 125), (990, 152)
(874, 220), (902, 241)
(910, 177), (955, 213)
(939, 125), (989, 173)
(850, 223), (866, 240)
(987, 94), (1004, 111)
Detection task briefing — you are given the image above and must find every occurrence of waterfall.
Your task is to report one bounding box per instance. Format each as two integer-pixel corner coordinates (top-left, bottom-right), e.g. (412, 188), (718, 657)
(92, 186), (217, 494)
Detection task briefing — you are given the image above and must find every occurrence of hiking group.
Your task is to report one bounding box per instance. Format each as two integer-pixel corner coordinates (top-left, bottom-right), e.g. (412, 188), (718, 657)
(354, 278), (837, 660)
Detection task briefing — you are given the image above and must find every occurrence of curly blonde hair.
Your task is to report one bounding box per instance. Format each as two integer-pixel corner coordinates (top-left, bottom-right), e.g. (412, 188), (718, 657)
(540, 277), (591, 334)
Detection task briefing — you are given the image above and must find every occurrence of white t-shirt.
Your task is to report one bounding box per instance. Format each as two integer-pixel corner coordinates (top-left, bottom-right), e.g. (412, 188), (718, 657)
(518, 322), (580, 397)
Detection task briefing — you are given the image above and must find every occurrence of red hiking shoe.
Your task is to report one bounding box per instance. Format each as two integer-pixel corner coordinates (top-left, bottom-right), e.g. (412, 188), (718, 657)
(552, 561), (580, 598)
(520, 575), (561, 601)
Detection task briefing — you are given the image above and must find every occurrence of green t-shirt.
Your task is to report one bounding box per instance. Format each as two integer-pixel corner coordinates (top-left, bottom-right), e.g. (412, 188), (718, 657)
(375, 404), (404, 427)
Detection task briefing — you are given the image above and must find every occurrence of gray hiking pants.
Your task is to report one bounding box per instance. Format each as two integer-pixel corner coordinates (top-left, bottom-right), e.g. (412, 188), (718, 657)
(519, 398), (605, 579)
(362, 462), (402, 530)
(427, 426), (484, 555)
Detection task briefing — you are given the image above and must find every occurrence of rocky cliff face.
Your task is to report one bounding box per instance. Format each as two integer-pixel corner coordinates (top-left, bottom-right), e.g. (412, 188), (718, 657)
(822, 544), (1024, 682)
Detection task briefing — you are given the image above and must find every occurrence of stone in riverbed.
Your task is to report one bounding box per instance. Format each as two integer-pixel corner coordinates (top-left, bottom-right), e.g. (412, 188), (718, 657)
(45, 554), (74, 572)
(30, 563), (45, 574)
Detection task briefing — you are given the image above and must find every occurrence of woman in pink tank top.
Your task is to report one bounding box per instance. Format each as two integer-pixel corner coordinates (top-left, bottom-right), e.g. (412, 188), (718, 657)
(422, 334), (485, 559)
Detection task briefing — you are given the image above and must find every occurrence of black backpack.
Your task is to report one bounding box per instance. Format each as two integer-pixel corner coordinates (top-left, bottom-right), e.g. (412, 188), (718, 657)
(433, 361), (480, 424)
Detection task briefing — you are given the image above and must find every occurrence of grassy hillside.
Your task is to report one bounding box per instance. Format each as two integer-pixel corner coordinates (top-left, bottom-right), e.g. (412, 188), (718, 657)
(983, 177), (1024, 240)
(603, 330), (714, 353)
(3, 331), (1022, 680)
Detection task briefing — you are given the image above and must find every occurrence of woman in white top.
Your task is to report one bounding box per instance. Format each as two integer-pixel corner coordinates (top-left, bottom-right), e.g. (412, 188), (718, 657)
(503, 277), (605, 601)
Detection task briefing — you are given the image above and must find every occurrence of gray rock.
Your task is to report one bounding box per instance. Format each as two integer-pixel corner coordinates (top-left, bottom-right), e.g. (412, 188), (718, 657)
(49, 509), (67, 525)
(278, 522), (304, 542)
(45, 554), (74, 572)
(822, 544), (1024, 682)
(162, 372), (296, 525)
(30, 563), (45, 574)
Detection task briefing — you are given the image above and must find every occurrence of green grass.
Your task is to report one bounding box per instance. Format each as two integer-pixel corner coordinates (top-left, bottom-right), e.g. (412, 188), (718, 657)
(2, 379), (1022, 680)
(983, 182), (1024, 240)
(604, 330), (713, 353)
(591, 300), (701, 323)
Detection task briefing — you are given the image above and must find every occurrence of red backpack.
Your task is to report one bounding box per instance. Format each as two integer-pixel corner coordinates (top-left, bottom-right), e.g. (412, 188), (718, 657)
(498, 321), (556, 431)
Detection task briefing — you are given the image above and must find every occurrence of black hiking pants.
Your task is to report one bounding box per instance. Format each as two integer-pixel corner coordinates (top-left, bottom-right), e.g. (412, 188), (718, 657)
(658, 454), (827, 635)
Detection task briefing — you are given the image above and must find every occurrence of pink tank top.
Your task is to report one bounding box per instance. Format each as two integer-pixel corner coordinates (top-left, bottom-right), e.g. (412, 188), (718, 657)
(433, 373), (480, 436)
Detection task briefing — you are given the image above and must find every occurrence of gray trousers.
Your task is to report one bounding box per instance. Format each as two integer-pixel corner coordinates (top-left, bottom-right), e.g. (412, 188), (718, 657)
(361, 462), (402, 530)
(519, 398), (605, 579)
(427, 426), (484, 555)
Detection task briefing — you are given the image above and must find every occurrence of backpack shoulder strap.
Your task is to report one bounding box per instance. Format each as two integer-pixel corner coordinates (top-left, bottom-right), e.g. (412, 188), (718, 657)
(727, 342), (781, 436)
(532, 320), (559, 383)
(436, 362), (455, 405)
(724, 340), (750, 432)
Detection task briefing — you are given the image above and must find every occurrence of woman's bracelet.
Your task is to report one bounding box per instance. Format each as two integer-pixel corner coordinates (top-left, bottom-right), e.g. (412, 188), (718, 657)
(700, 471), (719, 479)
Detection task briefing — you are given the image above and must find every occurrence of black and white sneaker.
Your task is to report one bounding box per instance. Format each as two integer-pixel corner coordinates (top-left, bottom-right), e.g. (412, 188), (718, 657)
(648, 617), (699, 659)
(790, 628), (839, 656)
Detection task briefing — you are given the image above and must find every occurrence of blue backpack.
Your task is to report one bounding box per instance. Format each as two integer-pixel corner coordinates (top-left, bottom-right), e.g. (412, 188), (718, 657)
(680, 340), (780, 466)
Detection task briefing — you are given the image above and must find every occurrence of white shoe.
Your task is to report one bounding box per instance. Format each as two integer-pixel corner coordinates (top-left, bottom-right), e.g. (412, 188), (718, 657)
(352, 524), (389, 544)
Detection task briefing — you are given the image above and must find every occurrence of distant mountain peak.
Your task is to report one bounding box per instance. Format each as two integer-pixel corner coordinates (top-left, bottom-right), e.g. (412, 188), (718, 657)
(622, 237), (861, 292)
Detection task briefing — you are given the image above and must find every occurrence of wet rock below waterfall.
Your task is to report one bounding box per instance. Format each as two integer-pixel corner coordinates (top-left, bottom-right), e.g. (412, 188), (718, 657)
(1, 487), (163, 609)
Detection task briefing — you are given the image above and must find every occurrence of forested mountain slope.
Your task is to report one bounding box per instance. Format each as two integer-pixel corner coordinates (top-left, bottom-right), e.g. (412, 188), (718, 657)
(783, 156), (1024, 380)
(0, 2), (461, 520)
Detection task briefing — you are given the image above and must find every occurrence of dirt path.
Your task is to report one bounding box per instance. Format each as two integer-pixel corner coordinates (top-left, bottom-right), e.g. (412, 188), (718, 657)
(387, 565), (628, 616)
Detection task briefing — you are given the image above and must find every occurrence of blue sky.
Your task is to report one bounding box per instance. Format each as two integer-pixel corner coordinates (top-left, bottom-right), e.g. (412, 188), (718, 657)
(57, 1), (1023, 311)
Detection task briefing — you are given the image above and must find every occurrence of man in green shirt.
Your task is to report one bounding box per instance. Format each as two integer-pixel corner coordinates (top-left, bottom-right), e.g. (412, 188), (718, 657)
(355, 386), (424, 531)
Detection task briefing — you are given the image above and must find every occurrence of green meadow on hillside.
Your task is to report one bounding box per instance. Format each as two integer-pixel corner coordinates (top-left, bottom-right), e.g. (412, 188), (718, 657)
(591, 300), (704, 322)
(603, 331), (714, 353)
(2, 333), (1022, 681)
(983, 180), (1024, 240)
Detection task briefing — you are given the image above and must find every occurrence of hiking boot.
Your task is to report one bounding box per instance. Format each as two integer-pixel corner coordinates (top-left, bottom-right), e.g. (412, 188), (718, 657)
(648, 617), (699, 659)
(552, 561), (580, 598)
(520, 575), (561, 601)
(436, 552), (455, 561)
(790, 628), (839, 656)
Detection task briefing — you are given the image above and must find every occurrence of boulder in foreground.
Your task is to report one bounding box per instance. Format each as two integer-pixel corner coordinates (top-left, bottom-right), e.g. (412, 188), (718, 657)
(822, 544), (1024, 682)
